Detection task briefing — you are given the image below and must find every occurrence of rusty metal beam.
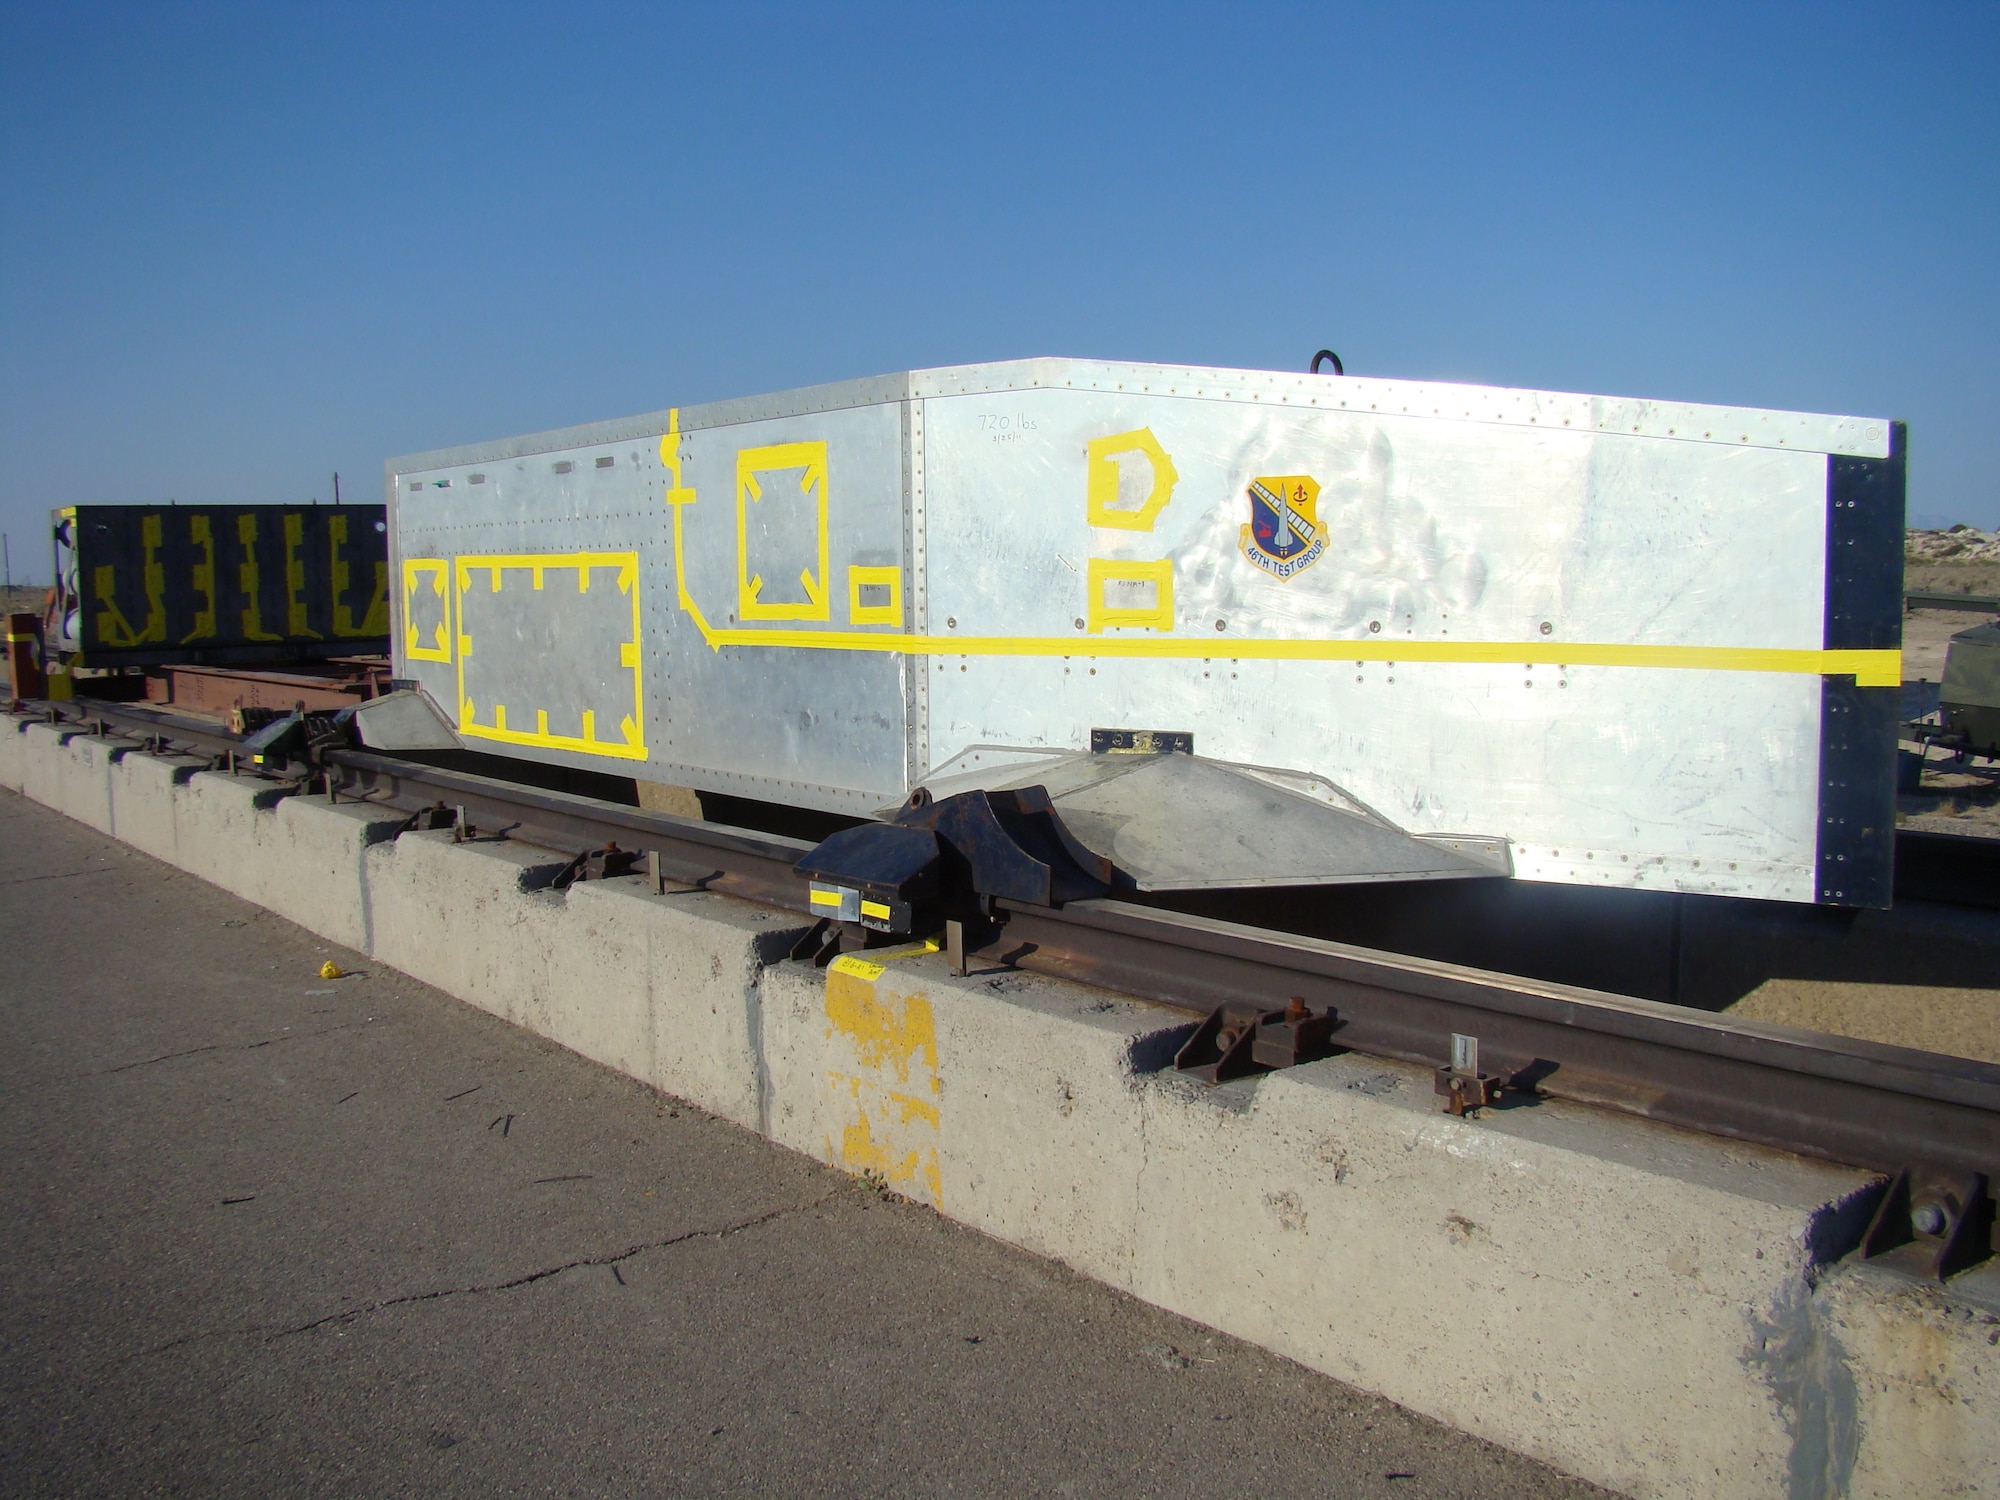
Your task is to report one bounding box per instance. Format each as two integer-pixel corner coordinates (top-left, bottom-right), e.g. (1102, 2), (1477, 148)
(987, 897), (2000, 1181)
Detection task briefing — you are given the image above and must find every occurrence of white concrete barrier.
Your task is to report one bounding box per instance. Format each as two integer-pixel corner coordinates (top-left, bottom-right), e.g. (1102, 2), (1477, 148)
(4, 712), (1994, 1500)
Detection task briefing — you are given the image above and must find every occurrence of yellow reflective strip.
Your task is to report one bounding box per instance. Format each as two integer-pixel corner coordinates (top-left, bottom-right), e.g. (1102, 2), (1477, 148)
(860, 899), (891, 920)
(809, 888), (845, 908)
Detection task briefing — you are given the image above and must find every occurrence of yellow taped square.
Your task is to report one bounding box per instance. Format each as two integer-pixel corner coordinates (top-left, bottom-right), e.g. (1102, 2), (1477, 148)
(1086, 557), (1174, 633)
(846, 565), (902, 626)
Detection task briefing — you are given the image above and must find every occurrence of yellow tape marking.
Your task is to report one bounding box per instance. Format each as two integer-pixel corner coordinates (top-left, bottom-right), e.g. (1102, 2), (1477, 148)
(824, 936), (946, 1205)
(401, 557), (452, 662)
(1086, 427), (1177, 531)
(1086, 557), (1174, 634)
(847, 565), (902, 626)
(657, 411), (1896, 685)
(93, 513), (167, 648)
(826, 937), (940, 982)
(451, 551), (646, 759)
(737, 440), (830, 622)
(331, 514), (390, 638)
(236, 513), (282, 642)
(283, 513), (322, 639)
(181, 514), (216, 644)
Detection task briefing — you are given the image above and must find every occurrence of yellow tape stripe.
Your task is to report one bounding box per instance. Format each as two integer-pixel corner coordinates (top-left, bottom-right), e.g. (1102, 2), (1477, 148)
(827, 937), (941, 980)
(860, 899), (892, 920)
(809, 888), (846, 908)
(688, 625), (1901, 688)
(657, 406), (1898, 688)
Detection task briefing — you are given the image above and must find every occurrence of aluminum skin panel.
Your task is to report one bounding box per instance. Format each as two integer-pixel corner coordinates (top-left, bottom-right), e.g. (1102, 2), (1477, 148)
(914, 380), (1891, 907)
(390, 401), (909, 814)
(388, 358), (1901, 903)
(662, 402), (909, 806)
(454, 550), (645, 760)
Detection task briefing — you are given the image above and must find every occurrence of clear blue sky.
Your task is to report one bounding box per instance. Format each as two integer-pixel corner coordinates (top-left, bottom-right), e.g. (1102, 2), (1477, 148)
(2, 2), (1995, 582)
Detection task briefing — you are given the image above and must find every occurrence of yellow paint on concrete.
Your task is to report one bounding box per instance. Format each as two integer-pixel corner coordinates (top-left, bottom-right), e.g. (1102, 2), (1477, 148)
(821, 950), (947, 1207)
(830, 1089), (944, 1204)
(825, 969), (939, 1089)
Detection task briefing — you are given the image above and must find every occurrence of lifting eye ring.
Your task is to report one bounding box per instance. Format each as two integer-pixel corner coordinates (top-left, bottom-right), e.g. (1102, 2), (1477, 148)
(906, 787), (931, 810)
(1310, 349), (1344, 376)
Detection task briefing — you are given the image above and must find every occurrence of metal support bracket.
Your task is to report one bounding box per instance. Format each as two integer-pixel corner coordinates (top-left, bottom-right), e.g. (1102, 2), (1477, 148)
(1860, 1165), (1994, 1281)
(551, 843), (643, 891)
(1174, 998), (1338, 1084)
(1434, 1032), (1505, 1116)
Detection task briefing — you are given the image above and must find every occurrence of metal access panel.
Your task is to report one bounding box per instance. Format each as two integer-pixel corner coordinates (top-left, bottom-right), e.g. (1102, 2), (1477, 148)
(388, 357), (1903, 906)
(390, 386), (912, 813)
(52, 504), (390, 667)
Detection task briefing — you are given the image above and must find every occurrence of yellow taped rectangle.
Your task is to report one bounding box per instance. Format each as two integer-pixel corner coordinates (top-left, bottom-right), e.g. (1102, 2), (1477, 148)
(452, 550), (646, 760)
(847, 565), (902, 626)
(401, 558), (452, 662)
(737, 441), (830, 623)
(1086, 557), (1174, 633)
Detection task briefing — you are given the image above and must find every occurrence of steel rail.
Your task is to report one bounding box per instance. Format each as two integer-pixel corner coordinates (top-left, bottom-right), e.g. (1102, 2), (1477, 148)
(325, 747), (815, 911)
(990, 898), (2000, 1179)
(33, 696), (2000, 1181)
(28, 699), (819, 911)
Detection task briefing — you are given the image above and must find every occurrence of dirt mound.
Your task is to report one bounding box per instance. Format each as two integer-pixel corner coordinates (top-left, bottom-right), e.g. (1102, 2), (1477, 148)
(1907, 528), (2000, 597)
(1908, 525), (2000, 564)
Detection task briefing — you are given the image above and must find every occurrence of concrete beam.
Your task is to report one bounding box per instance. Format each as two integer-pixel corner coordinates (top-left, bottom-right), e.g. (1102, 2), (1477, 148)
(4, 712), (1994, 1500)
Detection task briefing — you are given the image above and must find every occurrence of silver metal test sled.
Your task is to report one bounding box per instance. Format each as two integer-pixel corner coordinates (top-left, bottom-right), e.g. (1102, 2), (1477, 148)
(386, 357), (1904, 917)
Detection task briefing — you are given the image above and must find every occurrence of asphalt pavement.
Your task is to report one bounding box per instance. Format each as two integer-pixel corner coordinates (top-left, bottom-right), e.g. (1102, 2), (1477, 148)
(0, 786), (1606, 1498)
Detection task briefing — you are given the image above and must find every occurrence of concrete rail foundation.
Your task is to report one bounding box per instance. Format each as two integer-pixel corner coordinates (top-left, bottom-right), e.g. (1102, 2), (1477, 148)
(2, 713), (1994, 1500)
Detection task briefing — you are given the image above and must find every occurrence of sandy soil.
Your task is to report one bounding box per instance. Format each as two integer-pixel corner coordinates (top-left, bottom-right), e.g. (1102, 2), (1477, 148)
(1906, 526), (2000, 590)
(1758, 555), (2000, 1061)
(0, 586), (49, 619)
(1907, 560), (2000, 596)
(1901, 606), (1984, 683)
(1729, 980), (2000, 1066)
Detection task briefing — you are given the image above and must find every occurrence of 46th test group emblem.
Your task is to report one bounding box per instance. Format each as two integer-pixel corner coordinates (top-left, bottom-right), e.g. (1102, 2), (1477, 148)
(1239, 474), (1327, 580)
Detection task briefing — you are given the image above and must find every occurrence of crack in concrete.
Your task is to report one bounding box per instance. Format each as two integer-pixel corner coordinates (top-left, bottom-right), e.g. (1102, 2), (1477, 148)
(105, 1327), (232, 1369)
(265, 1194), (832, 1341)
(102, 1043), (224, 1073)
(98, 1019), (381, 1075)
